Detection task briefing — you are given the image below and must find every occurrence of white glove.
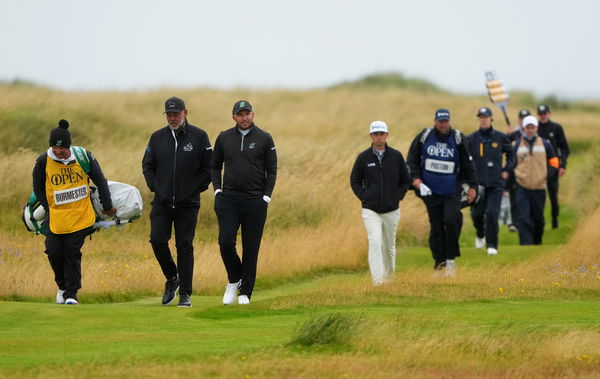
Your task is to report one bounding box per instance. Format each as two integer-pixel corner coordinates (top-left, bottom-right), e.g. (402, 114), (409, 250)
(214, 189), (222, 196)
(419, 183), (432, 197)
(263, 195), (271, 204)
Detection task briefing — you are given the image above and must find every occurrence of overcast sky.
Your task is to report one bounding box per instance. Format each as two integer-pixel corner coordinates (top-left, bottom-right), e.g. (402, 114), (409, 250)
(2, 0), (599, 99)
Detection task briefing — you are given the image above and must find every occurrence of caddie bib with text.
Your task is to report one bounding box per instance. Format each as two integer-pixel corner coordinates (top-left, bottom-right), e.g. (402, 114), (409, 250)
(422, 132), (460, 195)
(45, 155), (95, 234)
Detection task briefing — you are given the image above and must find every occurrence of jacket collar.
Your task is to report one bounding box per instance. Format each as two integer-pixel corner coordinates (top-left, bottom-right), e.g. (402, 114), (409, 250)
(236, 123), (255, 134)
(371, 143), (388, 153)
(479, 126), (494, 136)
(169, 119), (188, 135)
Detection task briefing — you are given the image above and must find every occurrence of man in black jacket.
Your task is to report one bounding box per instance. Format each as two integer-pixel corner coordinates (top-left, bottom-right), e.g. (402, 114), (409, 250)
(142, 97), (212, 307)
(466, 107), (514, 256)
(211, 100), (277, 305)
(537, 104), (570, 229)
(350, 121), (411, 285)
(407, 109), (478, 276)
(33, 119), (115, 305)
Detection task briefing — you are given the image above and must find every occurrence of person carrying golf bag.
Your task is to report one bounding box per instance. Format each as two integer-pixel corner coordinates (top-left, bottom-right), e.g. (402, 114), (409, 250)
(32, 119), (115, 305)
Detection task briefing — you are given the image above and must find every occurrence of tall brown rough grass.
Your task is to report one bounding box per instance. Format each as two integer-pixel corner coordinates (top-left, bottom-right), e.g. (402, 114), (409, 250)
(0, 84), (598, 299)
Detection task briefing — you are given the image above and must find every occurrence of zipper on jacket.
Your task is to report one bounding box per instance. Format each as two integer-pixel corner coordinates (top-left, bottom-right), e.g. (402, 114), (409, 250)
(171, 129), (178, 209)
(378, 157), (384, 208)
(240, 133), (245, 151)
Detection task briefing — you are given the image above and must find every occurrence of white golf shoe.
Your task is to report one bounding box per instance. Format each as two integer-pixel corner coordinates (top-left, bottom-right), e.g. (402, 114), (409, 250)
(487, 247), (498, 255)
(445, 259), (456, 277)
(475, 237), (486, 249)
(238, 295), (250, 305)
(56, 290), (65, 304)
(65, 298), (79, 305)
(223, 280), (241, 305)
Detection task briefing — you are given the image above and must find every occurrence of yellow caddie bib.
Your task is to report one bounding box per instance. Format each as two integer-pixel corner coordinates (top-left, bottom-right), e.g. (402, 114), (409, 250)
(45, 155), (96, 234)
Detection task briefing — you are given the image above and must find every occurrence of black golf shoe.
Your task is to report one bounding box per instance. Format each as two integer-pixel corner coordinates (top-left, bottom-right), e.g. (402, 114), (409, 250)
(177, 293), (192, 307)
(162, 277), (180, 305)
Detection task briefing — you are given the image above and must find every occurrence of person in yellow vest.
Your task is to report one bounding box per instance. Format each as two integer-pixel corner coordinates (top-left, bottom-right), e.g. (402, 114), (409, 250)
(32, 119), (115, 305)
(512, 115), (559, 245)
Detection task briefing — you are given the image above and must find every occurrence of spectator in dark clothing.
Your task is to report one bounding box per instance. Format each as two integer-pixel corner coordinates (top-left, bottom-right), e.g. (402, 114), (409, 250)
(537, 104), (570, 229)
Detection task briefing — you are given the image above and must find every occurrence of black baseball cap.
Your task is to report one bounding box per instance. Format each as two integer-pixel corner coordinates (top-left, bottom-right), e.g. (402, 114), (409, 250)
(434, 108), (450, 121)
(164, 97), (186, 113)
(537, 104), (551, 114)
(518, 109), (531, 118)
(232, 100), (253, 115)
(477, 106), (493, 117)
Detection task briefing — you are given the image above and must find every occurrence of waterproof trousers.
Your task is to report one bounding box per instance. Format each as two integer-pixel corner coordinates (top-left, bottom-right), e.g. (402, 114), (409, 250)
(422, 194), (463, 269)
(470, 186), (503, 249)
(45, 228), (88, 300)
(515, 185), (546, 245)
(214, 194), (268, 299)
(149, 203), (199, 296)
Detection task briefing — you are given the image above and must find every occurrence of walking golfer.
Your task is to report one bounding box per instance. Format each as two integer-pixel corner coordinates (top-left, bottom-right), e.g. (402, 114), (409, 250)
(466, 107), (514, 255)
(350, 121), (411, 285)
(32, 119), (115, 305)
(407, 109), (478, 276)
(142, 97), (212, 307)
(212, 100), (277, 305)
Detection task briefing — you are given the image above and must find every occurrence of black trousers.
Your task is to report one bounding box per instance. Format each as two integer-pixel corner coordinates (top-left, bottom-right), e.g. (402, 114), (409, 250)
(149, 203), (199, 296)
(214, 194), (268, 298)
(547, 174), (560, 222)
(515, 185), (546, 245)
(470, 186), (503, 249)
(45, 228), (88, 300)
(422, 194), (463, 268)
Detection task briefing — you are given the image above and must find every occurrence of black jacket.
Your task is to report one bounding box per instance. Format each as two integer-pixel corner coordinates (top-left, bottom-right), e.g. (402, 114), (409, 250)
(538, 120), (569, 169)
(211, 124), (277, 197)
(32, 149), (113, 211)
(142, 121), (212, 208)
(406, 127), (478, 191)
(350, 145), (411, 213)
(466, 127), (514, 188)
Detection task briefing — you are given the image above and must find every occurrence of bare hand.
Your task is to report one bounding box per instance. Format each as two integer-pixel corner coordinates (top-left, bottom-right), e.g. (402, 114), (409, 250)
(558, 168), (566, 177)
(467, 188), (477, 204)
(412, 178), (422, 190)
(501, 171), (509, 180)
(103, 207), (117, 217)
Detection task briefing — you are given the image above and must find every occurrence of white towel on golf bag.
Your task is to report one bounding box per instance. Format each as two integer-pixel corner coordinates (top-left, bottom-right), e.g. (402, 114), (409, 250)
(91, 181), (143, 220)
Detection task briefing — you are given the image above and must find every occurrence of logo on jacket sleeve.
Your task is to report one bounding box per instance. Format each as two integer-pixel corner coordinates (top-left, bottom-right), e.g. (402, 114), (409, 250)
(183, 143), (193, 152)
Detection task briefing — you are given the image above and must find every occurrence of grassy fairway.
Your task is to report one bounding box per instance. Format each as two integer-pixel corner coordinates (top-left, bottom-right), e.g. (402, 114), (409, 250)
(1, 277), (599, 377)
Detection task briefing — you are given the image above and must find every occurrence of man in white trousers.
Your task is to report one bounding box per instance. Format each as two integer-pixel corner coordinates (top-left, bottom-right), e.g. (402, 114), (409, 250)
(350, 121), (411, 285)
